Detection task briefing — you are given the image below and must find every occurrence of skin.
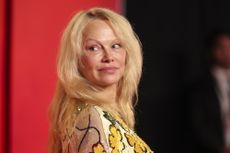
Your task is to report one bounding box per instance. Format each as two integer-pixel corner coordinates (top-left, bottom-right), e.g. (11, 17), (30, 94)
(80, 19), (126, 98)
(213, 35), (230, 69)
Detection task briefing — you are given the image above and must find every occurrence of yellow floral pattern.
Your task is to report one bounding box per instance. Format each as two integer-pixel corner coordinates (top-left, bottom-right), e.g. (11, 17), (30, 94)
(109, 125), (125, 153)
(92, 142), (106, 153)
(95, 106), (154, 153)
(125, 133), (152, 153)
(64, 105), (153, 153)
(103, 111), (129, 132)
(112, 113), (129, 132)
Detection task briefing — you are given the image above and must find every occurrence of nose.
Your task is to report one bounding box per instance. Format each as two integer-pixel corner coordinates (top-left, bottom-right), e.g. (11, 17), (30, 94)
(101, 48), (114, 63)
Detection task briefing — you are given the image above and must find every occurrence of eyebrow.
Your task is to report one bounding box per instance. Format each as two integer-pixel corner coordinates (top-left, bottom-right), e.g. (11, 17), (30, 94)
(84, 39), (101, 44)
(85, 38), (120, 44)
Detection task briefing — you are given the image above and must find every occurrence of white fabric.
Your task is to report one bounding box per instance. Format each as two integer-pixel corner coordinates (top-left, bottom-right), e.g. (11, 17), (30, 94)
(212, 66), (230, 148)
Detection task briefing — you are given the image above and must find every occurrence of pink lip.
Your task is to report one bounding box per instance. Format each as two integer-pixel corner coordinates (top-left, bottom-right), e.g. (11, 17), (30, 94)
(98, 67), (118, 73)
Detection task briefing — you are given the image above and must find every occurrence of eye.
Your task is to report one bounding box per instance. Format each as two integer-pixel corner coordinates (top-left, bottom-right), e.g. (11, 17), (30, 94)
(112, 43), (121, 49)
(86, 45), (100, 51)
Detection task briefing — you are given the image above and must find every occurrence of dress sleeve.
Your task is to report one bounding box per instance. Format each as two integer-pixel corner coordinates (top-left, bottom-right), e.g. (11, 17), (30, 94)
(62, 106), (110, 153)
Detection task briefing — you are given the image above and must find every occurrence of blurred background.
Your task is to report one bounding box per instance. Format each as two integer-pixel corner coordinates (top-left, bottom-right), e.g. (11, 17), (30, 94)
(1, 0), (230, 153)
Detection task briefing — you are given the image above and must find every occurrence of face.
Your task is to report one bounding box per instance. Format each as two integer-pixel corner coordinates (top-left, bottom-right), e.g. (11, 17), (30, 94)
(80, 19), (126, 88)
(214, 35), (230, 69)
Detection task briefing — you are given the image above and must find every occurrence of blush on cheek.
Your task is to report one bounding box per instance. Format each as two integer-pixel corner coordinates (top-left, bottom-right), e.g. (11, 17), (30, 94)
(80, 56), (88, 67)
(78, 56), (88, 74)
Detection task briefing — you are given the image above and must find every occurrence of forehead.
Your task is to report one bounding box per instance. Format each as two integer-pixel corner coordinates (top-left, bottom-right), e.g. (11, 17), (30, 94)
(83, 19), (119, 41)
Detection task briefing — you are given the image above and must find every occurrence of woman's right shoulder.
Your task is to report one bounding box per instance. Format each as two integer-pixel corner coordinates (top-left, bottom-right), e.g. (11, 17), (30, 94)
(72, 104), (110, 152)
(74, 104), (104, 126)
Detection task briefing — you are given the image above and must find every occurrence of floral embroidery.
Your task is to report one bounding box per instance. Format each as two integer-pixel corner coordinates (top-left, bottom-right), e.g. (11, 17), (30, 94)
(103, 111), (129, 131)
(94, 106), (153, 153)
(103, 111), (117, 125)
(91, 142), (106, 153)
(125, 133), (152, 153)
(112, 114), (129, 132)
(109, 125), (125, 153)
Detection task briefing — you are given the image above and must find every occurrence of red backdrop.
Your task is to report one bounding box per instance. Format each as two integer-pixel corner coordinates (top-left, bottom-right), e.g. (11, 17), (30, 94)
(0, 0), (122, 153)
(0, 0), (6, 152)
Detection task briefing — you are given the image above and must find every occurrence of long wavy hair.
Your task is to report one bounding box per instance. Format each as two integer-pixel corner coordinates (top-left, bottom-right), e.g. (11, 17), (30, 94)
(48, 7), (142, 153)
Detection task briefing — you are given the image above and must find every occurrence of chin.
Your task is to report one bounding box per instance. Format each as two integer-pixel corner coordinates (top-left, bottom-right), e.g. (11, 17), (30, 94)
(97, 79), (120, 87)
(100, 81), (118, 87)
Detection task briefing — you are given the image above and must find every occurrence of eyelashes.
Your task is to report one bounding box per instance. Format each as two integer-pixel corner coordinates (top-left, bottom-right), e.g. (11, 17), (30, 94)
(111, 43), (122, 49)
(87, 46), (100, 51)
(86, 43), (122, 52)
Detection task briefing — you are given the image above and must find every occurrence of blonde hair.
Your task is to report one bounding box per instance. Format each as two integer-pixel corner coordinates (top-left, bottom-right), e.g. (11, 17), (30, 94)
(48, 7), (142, 153)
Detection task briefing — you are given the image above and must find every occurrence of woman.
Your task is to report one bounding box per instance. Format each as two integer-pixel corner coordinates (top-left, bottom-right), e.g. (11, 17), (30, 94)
(48, 7), (153, 153)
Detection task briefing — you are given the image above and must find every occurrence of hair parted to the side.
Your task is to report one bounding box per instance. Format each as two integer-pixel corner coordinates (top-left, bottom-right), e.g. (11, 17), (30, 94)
(48, 7), (142, 153)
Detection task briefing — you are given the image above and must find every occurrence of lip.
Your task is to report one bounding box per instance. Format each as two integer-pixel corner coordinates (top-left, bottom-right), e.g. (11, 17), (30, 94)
(98, 67), (118, 73)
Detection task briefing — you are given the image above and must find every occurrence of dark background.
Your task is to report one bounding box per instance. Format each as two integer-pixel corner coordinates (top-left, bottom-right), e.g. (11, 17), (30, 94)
(126, 0), (230, 153)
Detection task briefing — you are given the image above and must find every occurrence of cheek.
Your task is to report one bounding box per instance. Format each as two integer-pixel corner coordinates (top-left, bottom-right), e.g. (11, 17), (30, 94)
(80, 56), (96, 80)
(81, 55), (96, 69)
(119, 51), (126, 66)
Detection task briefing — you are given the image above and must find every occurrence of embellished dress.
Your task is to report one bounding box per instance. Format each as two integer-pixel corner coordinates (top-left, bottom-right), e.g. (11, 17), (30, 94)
(62, 105), (153, 153)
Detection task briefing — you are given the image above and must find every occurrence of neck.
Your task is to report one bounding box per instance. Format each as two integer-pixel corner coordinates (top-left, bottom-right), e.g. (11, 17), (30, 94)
(98, 84), (117, 105)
